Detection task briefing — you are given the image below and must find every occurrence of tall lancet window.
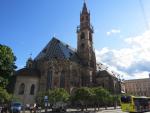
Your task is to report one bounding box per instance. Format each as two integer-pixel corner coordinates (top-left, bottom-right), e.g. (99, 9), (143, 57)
(18, 83), (25, 95)
(80, 32), (85, 40)
(60, 71), (65, 88)
(47, 70), (52, 89)
(30, 84), (35, 95)
(89, 33), (92, 42)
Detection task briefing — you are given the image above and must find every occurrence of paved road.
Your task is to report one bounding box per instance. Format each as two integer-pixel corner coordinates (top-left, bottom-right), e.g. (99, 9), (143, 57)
(97, 109), (150, 113)
(23, 108), (150, 113)
(67, 108), (150, 113)
(97, 109), (125, 113)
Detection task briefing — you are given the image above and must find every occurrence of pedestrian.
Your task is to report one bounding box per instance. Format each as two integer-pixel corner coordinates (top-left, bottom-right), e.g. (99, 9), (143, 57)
(33, 103), (36, 113)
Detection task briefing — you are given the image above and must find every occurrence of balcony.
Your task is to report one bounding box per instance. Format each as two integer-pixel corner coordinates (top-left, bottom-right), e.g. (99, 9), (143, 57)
(77, 24), (94, 33)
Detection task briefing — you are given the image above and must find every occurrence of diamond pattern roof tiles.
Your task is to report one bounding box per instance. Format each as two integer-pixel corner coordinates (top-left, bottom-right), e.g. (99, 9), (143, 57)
(35, 37), (81, 63)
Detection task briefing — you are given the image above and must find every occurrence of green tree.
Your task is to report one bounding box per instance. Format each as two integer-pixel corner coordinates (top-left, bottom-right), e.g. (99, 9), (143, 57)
(48, 88), (70, 104)
(71, 87), (93, 111)
(0, 44), (17, 89)
(92, 87), (103, 110)
(101, 88), (111, 109)
(92, 87), (112, 110)
(0, 87), (12, 103)
(36, 92), (47, 108)
(112, 94), (120, 109)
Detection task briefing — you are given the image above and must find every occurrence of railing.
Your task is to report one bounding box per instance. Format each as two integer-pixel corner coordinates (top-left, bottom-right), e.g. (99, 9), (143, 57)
(77, 24), (94, 33)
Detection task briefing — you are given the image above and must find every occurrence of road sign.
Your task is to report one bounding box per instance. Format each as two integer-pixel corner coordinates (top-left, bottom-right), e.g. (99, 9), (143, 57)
(44, 96), (48, 102)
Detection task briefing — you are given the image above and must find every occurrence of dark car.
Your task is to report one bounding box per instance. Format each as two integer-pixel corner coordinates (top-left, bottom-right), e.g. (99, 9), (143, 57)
(52, 102), (67, 112)
(10, 102), (22, 113)
(0, 106), (2, 113)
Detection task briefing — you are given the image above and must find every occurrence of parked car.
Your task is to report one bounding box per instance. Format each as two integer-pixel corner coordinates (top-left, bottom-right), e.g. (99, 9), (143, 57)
(52, 102), (67, 112)
(10, 102), (22, 113)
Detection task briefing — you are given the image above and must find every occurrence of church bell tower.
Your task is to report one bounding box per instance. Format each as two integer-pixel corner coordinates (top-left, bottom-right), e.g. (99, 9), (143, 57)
(77, 2), (96, 86)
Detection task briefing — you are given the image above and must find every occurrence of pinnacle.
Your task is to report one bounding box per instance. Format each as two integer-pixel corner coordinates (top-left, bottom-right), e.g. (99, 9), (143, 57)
(82, 0), (88, 14)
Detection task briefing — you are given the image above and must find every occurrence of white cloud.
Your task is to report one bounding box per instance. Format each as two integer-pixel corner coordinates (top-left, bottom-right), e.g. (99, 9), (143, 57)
(96, 30), (150, 80)
(132, 71), (149, 79)
(106, 29), (121, 36)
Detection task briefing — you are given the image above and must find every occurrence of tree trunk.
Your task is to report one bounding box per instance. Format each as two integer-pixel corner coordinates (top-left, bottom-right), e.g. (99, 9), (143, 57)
(94, 104), (96, 111)
(105, 105), (107, 110)
(85, 104), (87, 111)
(114, 101), (117, 109)
(98, 104), (100, 111)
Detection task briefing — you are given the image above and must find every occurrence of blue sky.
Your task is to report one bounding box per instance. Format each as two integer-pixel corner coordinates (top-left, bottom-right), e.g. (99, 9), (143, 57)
(0, 0), (150, 79)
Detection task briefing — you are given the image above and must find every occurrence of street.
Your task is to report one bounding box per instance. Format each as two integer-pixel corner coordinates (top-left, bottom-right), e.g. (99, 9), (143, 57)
(22, 107), (150, 113)
(65, 108), (150, 113)
(66, 108), (150, 113)
(97, 109), (150, 113)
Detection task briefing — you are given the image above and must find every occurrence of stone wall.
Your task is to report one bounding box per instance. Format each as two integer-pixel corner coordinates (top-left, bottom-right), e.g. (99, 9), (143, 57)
(14, 75), (39, 104)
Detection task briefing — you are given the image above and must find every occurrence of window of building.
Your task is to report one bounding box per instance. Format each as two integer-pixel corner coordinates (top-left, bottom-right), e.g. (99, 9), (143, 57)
(60, 71), (65, 88)
(30, 84), (35, 95)
(18, 83), (25, 95)
(81, 17), (84, 21)
(86, 16), (88, 21)
(47, 71), (52, 89)
(89, 33), (92, 42)
(80, 32), (85, 40)
(81, 43), (85, 48)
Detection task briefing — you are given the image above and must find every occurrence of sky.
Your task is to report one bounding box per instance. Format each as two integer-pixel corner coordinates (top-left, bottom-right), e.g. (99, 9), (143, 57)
(0, 0), (150, 80)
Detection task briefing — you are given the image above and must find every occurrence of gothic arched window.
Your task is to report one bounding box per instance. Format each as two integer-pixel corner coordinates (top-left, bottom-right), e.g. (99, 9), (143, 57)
(89, 33), (92, 42)
(30, 84), (35, 95)
(86, 16), (88, 21)
(18, 83), (25, 95)
(60, 71), (65, 88)
(47, 71), (52, 89)
(80, 32), (85, 40)
(81, 17), (84, 22)
(81, 43), (85, 48)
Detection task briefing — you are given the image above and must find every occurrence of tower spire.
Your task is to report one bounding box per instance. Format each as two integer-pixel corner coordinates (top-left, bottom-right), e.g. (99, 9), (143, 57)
(82, 0), (88, 14)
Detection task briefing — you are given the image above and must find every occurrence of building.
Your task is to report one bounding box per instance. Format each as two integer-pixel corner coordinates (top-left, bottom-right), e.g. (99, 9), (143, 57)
(96, 63), (122, 94)
(14, 2), (121, 104)
(125, 78), (150, 96)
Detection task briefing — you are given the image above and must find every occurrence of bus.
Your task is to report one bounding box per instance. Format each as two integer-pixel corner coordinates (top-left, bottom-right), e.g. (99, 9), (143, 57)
(120, 95), (150, 113)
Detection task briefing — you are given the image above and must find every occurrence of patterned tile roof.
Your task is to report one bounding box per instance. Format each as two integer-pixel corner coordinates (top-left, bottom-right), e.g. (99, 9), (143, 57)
(96, 63), (120, 79)
(35, 37), (81, 63)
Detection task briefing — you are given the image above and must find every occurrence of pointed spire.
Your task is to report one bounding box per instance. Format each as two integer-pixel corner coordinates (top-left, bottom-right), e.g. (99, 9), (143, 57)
(82, 0), (88, 14)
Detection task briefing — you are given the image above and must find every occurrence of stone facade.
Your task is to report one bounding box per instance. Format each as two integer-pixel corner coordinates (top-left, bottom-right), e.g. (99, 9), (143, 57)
(125, 78), (150, 96)
(95, 63), (122, 94)
(14, 68), (40, 104)
(14, 2), (121, 104)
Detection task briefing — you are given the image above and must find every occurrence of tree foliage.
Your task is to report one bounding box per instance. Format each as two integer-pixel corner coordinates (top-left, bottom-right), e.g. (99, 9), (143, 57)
(71, 87), (96, 111)
(48, 88), (70, 104)
(0, 44), (17, 88)
(36, 92), (46, 107)
(0, 87), (12, 103)
(36, 88), (120, 111)
(72, 87), (92, 105)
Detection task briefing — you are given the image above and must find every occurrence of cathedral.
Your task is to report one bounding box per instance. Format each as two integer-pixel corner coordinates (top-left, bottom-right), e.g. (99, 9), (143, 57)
(14, 2), (122, 104)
